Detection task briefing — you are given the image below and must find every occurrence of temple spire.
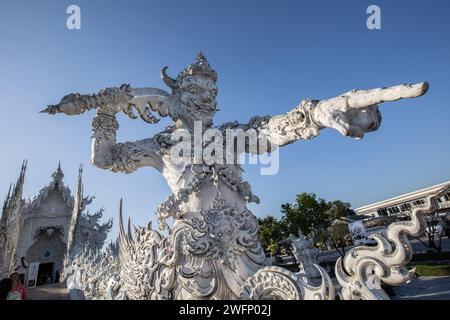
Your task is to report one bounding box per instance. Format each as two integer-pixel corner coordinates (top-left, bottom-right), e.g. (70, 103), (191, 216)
(67, 164), (83, 257)
(7, 183), (12, 199)
(11, 160), (27, 204)
(4, 183), (12, 205)
(75, 164), (83, 204)
(51, 161), (64, 185)
(1, 183), (13, 226)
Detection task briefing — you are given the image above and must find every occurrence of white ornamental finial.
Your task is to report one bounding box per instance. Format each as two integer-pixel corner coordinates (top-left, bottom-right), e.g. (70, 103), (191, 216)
(51, 161), (64, 184)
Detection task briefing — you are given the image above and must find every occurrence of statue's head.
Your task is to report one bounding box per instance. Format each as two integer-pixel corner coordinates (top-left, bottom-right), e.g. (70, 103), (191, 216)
(161, 52), (218, 128)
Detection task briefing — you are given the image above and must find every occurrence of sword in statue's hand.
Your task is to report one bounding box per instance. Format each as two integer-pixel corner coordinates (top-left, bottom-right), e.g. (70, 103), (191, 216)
(40, 84), (171, 124)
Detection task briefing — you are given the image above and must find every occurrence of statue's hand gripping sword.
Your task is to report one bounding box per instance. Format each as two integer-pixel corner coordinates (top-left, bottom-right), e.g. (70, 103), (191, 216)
(40, 84), (171, 124)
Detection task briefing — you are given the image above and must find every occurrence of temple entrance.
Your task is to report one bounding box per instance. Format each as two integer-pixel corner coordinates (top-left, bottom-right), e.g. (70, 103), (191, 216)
(26, 226), (66, 287)
(37, 262), (54, 286)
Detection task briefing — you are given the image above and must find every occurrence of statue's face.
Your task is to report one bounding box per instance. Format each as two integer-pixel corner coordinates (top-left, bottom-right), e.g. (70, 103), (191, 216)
(176, 75), (217, 127)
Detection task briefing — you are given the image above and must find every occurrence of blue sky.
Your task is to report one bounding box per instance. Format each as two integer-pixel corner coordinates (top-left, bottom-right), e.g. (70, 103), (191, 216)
(1, 0), (449, 242)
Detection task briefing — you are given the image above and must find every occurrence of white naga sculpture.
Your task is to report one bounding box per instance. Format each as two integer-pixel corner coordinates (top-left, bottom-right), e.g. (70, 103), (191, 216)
(336, 187), (450, 300)
(43, 52), (431, 300)
(65, 242), (120, 300)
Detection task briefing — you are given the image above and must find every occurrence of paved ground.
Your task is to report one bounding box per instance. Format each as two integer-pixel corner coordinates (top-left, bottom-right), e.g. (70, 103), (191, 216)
(27, 282), (70, 300)
(410, 237), (450, 253)
(24, 277), (450, 300)
(392, 276), (450, 300)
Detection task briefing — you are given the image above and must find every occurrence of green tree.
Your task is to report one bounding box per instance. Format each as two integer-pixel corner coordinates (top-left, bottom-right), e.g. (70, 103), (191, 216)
(280, 194), (355, 252)
(280, 193), (329, 237)
(257, 194), (356, 257)
(311, 228), (329, 251)
(326, 220), (353, 257)
(257, 216), (285, 256)
(415, 213), (449, 253)
(327, 201), (355, 220)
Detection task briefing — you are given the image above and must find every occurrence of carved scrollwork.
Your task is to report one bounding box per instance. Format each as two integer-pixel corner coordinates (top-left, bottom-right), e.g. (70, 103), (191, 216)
(336, 187), (450, 300)
(265, 99), (322, 146)
(239, 265), (335, 300)
(240, 266), (303, 300)
(33, 225), (64, 239)
(187, 195), (261, 268)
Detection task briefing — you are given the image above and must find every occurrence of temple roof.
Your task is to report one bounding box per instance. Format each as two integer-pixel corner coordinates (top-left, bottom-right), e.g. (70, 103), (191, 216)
(24, 162), (74, 214)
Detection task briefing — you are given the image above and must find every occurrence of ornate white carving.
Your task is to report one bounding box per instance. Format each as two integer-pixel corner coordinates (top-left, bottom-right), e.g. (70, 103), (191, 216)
(0, 161), (27, 276)
(0, 162), (112, 279)
(66, 243), (120, 300)
(240, 266), (334, 300)
(336, 187), (450, 300)
(63, 167), (113, 282)
(287, 230), (321, 278)
(43, 53), (429, 300)
(25, 164), (74, 213)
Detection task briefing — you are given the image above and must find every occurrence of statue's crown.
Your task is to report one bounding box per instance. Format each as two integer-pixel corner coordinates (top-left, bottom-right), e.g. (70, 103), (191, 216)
(177, 52), (217, 82)
(161, 52), (217, 90)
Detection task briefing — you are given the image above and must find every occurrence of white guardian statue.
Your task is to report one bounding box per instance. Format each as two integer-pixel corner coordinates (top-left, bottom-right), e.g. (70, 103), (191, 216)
(43, 52), (431, 300)
(287, 231), (321, 279)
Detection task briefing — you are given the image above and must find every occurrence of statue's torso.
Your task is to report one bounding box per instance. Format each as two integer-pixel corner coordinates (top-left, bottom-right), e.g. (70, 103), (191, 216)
(143, 129), (266, 299)
(153, 128), (260, 213)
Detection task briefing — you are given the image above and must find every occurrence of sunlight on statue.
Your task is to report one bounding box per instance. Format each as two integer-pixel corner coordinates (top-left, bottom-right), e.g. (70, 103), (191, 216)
(43, 52), (430, 300)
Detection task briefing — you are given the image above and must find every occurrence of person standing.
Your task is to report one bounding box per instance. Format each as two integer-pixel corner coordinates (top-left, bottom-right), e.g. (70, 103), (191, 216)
(0, 278), (21, 300)
(14, 257), (28, 285)
(9, 272), (27, 300)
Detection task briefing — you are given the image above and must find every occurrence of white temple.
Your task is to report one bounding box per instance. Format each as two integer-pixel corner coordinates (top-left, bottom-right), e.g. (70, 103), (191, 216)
(0, 161), (112, 286)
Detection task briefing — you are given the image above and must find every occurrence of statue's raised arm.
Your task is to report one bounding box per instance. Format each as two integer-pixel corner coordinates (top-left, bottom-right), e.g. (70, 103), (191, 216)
(41, 84), (171, 173)
(253, 82), (429, 148)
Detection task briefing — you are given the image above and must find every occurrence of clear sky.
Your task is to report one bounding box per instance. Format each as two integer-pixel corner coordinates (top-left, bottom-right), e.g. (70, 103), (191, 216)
(1, 0), (449, 242)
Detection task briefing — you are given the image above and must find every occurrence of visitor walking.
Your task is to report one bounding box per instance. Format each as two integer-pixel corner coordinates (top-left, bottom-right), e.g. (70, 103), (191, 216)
(0, 278), (21, 300)
(9, 272), (27, 300)
(14, 257), (28, 285)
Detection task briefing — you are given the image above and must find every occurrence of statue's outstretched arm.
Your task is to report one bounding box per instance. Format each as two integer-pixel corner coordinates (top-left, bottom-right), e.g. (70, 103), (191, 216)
(42, 85), (169, 173)
(91, 110), (163, 173)
(253, 82), (429, 149)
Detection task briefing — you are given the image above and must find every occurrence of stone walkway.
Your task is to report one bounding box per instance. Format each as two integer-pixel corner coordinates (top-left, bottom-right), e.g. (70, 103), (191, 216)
(24, 276), (450, 300)
(27, 282), (70, 300)
(392, 276), (450, 300)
